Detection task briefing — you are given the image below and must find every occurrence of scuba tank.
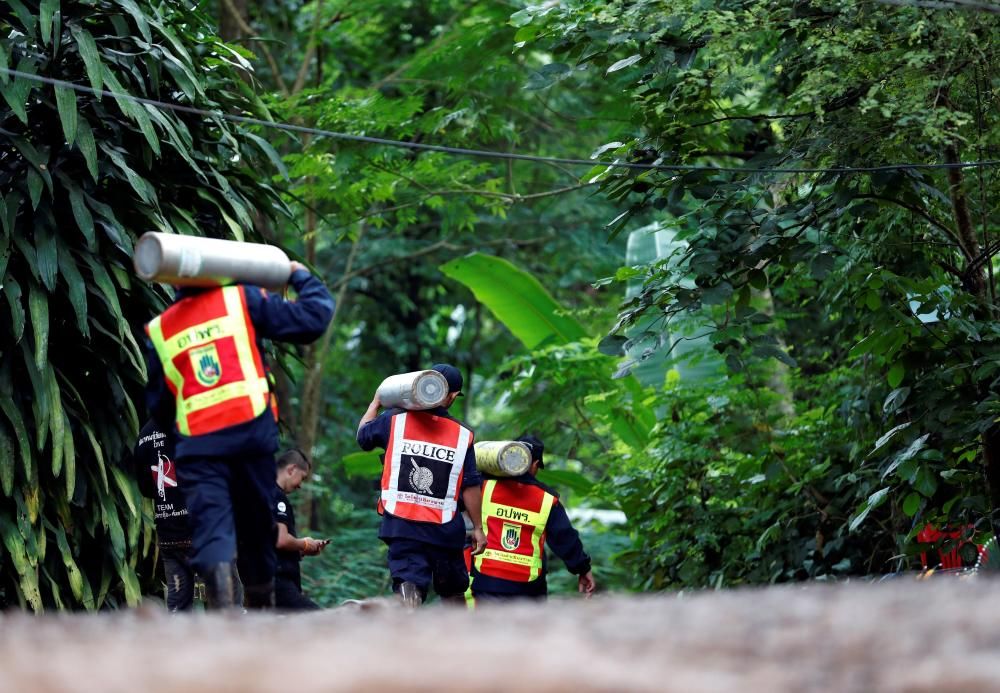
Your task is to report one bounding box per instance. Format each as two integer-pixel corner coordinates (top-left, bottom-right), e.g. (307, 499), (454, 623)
(474, 441), (532, 477)
(133, 232), (292, 290)
(377, 370), (450, 411)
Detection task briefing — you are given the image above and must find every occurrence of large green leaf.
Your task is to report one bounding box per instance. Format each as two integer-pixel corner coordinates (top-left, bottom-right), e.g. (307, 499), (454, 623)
(57, 245), (89, 337)
(46, 365), (65, 477)
(54, 85), (78, 146)
(0, 59), (35, 124)
(20, 341), (49, 450)
(74, 119), (99, 182)
(0, 423), (15, 496)
(50, 521), (84, 603)
(342, 450), (383, 479)
(39, 0), (59, 45)
(62, 411), (76, 500)
(440, 252), (587, 348)
(536, 468), (595, 497)
(69, 25), (103, 94)
(11, 137), (53, 192)
(0, 396), (31, 485)
(28, 281), (49, 372)
(4, 278), (25, 343)
(34, 223), (58, 290)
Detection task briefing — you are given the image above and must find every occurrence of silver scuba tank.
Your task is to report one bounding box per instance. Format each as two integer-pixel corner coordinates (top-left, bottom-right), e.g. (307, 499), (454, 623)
(377, 370), (450, 411)
(474, 441), (532, 477)
(133, 232), (292, 290)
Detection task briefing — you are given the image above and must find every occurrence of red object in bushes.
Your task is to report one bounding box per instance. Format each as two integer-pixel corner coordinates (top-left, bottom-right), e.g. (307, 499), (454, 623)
(918, 523), (985, 569)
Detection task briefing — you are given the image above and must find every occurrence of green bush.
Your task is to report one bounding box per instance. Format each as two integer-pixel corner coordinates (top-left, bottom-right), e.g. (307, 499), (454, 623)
(0, 0), (284, 609)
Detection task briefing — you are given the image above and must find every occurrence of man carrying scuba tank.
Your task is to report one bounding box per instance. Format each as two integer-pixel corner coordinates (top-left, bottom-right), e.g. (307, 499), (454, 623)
(356, 364), (487, 607)
(144, 259), (334, 609)
(471, 435), (596, 601)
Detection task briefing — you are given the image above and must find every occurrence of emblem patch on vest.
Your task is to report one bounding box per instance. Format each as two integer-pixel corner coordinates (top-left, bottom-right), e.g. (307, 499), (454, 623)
(501, 522), (522, 551)
(190, 344), (222, 387)
(408, 461), (436, 494)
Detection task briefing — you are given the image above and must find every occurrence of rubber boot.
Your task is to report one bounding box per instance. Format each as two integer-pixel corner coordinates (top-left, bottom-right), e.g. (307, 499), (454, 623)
(204, 562), (236, 611)
(232, 562), (245, 609)
(399, 581), (423, 609)
(244, 580), (275, 610)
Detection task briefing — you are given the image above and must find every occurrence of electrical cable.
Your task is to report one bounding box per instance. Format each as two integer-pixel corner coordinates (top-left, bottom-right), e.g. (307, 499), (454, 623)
(3, 67), (1000, 175)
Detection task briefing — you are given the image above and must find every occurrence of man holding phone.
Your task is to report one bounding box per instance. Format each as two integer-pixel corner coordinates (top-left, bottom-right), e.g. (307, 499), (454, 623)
(274, 449), (327, 610)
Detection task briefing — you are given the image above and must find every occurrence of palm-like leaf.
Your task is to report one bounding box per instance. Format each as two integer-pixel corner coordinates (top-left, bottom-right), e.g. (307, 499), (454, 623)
(0, 0), (287, 610)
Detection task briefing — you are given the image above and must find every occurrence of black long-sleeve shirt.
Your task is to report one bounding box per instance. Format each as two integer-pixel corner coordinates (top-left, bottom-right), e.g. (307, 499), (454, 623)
(471, 474), (591, 596)
(132, 419), (191, 546)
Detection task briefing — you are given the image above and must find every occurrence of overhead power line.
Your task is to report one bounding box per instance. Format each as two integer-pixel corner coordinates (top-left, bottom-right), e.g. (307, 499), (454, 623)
(3, 68), (1000, 175)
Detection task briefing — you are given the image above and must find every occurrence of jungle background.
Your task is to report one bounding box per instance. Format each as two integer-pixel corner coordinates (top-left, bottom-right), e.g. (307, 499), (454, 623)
(0, 0), (998, 609)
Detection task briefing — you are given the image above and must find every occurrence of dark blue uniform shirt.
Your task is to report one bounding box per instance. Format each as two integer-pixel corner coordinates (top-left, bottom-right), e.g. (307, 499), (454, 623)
(471, 474), (592, 596)
(273, 486), (302, 584)
(357, 406), (481, 549)
(146, 269), (334, 462)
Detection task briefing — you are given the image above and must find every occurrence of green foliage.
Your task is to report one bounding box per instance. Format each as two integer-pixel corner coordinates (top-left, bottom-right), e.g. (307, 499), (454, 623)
(508, 0), (1000, 585)
(440, 253), (587, 348)
(302, 505), (391, 605)
(0, 0), (284, 609)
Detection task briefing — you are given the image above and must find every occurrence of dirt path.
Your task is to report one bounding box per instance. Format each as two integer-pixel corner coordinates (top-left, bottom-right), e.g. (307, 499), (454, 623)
(0, 577), (996, 692)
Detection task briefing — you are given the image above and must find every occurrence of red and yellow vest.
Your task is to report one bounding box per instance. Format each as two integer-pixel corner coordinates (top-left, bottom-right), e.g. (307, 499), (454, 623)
(474, 479), (556, 582)
(146, 286), (271, 437)
(380, 411), (472, 524)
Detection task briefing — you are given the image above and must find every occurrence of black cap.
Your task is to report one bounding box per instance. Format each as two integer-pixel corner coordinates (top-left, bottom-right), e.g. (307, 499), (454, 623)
(431, 363), (464, 395)
(516, 434), (544, 469)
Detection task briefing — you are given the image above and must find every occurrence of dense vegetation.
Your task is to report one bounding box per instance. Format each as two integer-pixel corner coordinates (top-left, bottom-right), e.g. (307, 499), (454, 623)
(0, 0), (997, 608)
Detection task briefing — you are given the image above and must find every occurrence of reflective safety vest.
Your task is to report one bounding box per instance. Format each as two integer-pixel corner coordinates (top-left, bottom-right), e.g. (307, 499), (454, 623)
(147, 285), (271, 437)
(474, 479), (555, 582)
(380, 411), (472, 524)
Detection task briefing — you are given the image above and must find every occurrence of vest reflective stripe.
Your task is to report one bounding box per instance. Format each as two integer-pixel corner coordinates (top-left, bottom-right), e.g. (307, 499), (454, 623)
(380, 411), (472, 524)
(474, 479), (555, 582)
(463, 545), (476, 610)
(147, 286), (269, 436)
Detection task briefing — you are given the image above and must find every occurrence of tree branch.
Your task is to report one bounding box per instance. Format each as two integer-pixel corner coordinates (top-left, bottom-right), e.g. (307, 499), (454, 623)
(686, 112), (814, 129)
(383, 78), (557, 132)
(219, 0), (289, 95)
(291, 0), (330, 96)
(855, 194), (967, 257)
(333, 237), (545, 289)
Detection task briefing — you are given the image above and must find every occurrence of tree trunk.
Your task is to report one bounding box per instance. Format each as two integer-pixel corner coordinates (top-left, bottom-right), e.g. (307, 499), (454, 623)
(296, 227), (365, 530)
(944, 145), (1000, 522)
(218, 0), (247, 42)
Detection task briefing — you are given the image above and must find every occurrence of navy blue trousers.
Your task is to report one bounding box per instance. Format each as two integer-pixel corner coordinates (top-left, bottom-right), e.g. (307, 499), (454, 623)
(385, 538), (469, 599)
(176, 453), (277, 589)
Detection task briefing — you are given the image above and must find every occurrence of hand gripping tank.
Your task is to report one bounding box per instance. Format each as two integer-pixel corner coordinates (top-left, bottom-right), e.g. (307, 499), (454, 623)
(376, 370), (449, 411)
(133, 232), (292, 290)
(474, 441), (532, 477)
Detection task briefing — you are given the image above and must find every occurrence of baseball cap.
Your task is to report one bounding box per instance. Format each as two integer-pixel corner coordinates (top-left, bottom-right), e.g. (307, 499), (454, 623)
(516, 434), (544, 469)
(431, 363), (464, 395)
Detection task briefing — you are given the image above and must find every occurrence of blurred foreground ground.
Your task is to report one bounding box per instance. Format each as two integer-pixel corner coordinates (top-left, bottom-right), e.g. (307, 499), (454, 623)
(1, 577), (998, 692)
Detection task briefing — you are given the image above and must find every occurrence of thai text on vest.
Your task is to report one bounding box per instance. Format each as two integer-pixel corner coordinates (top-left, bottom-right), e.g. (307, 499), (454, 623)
(175, 324), (223, 349)
(494, 506), (530, 522)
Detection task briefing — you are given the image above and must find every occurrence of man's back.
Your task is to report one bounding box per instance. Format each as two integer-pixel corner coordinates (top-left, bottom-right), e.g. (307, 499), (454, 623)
(146, 270), (334, 460)
(472, 474), (592, 598)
